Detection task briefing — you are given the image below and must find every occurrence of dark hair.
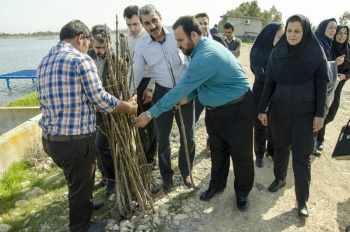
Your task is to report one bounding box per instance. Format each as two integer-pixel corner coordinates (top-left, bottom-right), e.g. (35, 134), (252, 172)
(123, 5), (139, 19)
(60, 20), (91, 41)
(138, 4), (161, 23)
(91, 24), (111, 43)
(195, 13), (209, 21)
(173, 16), (202, 38)
(214, 24), (218, 27)
(224, 22), (234, 30)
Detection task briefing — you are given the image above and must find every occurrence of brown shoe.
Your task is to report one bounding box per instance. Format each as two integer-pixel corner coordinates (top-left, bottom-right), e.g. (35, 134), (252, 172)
(182, 176), (192, 187)
(163, 179), (174, 189)
(206, 145), (211, 156)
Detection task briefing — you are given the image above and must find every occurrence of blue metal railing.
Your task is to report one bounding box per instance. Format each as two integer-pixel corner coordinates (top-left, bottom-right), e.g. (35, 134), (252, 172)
(0, 70), (36, 89)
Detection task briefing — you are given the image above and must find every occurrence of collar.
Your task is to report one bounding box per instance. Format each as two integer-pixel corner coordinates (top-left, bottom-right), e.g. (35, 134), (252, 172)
(128, 27), (147, 39)
(146, 26), (170, 44)
(190, 37), (206, 58)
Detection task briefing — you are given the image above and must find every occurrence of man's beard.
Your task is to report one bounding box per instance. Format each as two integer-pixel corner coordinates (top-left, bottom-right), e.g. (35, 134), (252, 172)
(97, 53), (106, 59)
(182, 39), (195, 56)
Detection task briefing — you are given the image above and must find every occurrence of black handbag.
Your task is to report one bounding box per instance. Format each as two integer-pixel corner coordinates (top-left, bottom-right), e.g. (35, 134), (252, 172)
(331, 118), (350, 160)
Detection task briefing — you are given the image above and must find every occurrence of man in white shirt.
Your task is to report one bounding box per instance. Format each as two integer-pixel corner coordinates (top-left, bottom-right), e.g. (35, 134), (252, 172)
(132, 4), (195, 189)
(123, 5), (157, 166)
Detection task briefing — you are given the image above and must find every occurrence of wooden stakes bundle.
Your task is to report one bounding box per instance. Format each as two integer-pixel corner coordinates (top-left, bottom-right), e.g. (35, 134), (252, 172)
(97, 17), (154, 223)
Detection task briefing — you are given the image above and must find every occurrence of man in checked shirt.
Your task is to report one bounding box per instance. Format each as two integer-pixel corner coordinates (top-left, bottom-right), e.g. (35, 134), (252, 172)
(36, 20), (137, 232)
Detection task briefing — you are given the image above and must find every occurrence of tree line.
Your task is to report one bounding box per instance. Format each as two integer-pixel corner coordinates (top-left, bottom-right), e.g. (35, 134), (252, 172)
(0, 31), (59, 37)
(218, 0), (350, 32)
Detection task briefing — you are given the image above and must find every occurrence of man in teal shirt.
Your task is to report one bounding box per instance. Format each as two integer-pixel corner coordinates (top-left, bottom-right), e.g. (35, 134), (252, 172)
(135, 16), (254, 211)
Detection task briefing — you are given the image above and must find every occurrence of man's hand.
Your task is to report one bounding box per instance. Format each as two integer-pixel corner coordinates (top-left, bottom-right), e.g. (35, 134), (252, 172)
(142, 88), (153, 104)
(127, 95), (138, 114)
(112, 95), (138, 115)
(313, 116), (324, 132)
(175, 97), (188, 110)
(338, 73), (346, 81)
(258, 113), (268, 126)
(134, 112), (151, 128)
(337, 55), (345, 66)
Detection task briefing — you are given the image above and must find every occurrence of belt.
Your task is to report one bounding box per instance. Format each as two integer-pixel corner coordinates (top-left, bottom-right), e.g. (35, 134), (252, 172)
(42, 130), (93, 142)
(206, 90), (250, 111)
(155, 83), (172, 92)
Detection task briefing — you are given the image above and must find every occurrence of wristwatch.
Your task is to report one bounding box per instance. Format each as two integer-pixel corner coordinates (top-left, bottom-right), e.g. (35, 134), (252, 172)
(146, 111), (153, 119)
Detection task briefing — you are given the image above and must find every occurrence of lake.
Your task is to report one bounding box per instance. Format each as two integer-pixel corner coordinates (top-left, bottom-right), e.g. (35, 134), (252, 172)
(0, 37), (59, 106)
(0, 35), (117, 106)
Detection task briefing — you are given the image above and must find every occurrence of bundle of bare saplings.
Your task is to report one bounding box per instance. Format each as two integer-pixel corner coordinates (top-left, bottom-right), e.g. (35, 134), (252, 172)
(97, 19), (154, 223)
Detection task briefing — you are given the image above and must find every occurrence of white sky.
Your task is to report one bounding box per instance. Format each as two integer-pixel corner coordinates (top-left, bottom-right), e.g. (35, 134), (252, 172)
(0, 0), (349, 34)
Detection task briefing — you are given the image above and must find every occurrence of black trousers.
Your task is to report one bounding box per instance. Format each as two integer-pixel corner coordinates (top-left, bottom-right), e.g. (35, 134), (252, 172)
(253, 82), (275, 159)
(273, 145), (311, 202)
(95, 113), (115, 184)
(205, 92), (254, 197)
(42, 135), (96, 232)
(137, 77), (157, 164)
(317, 80), (347, 142)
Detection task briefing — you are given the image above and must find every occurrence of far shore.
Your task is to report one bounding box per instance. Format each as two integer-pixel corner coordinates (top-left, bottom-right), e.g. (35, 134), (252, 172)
(0, 35), (59, 40)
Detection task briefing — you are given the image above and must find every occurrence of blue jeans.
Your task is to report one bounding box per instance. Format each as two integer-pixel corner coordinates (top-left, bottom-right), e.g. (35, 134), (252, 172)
(153, 84), (196, 180)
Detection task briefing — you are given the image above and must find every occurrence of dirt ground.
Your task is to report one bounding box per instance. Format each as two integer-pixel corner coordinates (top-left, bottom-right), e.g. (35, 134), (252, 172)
(157, 44), (350, 232)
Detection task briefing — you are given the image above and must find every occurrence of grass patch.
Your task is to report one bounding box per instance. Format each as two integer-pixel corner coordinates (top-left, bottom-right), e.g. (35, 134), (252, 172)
(0, 158), (114, 232)
(5, 91), (39, 107)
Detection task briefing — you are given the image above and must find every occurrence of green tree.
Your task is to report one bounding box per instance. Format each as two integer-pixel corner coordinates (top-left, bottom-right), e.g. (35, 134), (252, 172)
(261, 5), (282, 27)
(219, 0), (282, 31)
(339, 10), (350, 25)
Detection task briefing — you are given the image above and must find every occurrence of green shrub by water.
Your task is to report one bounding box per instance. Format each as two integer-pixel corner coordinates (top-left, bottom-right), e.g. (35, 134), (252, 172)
(5, 92), (39, 107)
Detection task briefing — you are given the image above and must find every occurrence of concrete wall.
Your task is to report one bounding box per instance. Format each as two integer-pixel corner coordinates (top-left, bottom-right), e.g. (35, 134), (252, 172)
(227, 17), (262, 40)
(0, 114), (42, 177)
(0, 107), (41, 135)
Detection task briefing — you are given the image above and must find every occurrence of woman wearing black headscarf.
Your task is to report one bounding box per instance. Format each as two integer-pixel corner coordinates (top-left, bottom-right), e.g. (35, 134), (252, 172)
(313, 18), (345, 155)
(258, 15), (329, 218)
(250, 23), (284, 167)
(316, 25), (350, 149)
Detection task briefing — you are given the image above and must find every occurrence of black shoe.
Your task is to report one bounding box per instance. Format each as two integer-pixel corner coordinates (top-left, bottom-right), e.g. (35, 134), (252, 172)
(87, 220), (108, 232)
(313, 151), (321, 157)
(199, 187), (224, 201)
(268, 179), (286, 192)
(93, 180), (106, 191)
(256, 158), (264, 168)
(236, 196), (249, 211)
(104, 181), (115, 197)
(296, 201), (309, 218)
(92, 200), (104, 210)
(316, 141), (324, 151)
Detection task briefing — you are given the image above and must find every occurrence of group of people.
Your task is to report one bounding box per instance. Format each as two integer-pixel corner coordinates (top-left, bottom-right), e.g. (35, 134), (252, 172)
(36, 3), (349, 232)
(254, 16), (348, 219)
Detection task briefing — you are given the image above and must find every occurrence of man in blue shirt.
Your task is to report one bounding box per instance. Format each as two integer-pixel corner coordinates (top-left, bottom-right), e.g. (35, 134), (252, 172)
(134, 16), (254, 211)
(210, 24), (220, 35)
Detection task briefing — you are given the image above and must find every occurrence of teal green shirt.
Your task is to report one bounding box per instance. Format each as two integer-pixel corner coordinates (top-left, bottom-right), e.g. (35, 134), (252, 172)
(150, 37), (250, 118)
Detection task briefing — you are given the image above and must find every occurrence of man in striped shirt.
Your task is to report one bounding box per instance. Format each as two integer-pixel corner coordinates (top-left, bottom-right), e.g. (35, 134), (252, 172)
(37, 20), (137, 232)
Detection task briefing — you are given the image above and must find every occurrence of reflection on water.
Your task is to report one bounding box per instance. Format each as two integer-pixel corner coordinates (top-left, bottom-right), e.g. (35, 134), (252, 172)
(0, 37), (59, 106)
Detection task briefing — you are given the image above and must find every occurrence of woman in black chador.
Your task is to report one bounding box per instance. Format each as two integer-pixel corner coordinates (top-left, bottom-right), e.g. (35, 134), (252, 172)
(250, 22), (284, 167)
(316, 25), (350, 149)
(258, 15), (329, 218)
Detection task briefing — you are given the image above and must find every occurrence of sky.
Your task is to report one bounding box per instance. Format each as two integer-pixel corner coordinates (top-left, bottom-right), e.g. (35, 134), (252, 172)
(0, 0), (349, 34)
